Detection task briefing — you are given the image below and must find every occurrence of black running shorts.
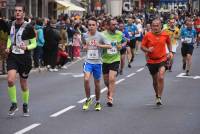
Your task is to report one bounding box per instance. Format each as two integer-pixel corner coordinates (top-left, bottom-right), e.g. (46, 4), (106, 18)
(7, 53), (32, 79)
(181, 43), (194, 57)
(147, 61), (166, 75)
(102, 61), (120, 74)
(120, 47), (126, 55)
(127, 39), (136, 49)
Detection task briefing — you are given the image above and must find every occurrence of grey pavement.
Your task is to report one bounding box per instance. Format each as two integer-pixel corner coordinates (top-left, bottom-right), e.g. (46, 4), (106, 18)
(0, 46), (200, 134)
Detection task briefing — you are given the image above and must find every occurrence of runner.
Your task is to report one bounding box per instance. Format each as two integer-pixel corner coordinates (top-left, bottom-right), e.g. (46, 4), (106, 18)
(102, 18), (122, 107)
(141, 19), (173, 105)
(5, 3), (36, 116)
(118, 21), (129, 75)
(82, 17), (111, 111)
(125, 17), (138, 68)
(164, 18), (180, 72)
(180, 19), (197, 76)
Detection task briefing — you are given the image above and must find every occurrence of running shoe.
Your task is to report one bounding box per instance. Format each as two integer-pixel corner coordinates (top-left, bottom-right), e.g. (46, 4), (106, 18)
(23, 103), (30, 117)
(94, 102), (102, 111)
(82, 98), (92, 110)
(107, 97), (113, 107)
(156, 97), (162, 106)
(8, 103), (18, 116)
(107, 102), (113, 107)
(185, 70), (190, 76)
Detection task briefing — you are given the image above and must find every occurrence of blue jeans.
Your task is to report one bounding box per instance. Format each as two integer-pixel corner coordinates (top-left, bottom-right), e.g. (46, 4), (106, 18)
(33, 46), (43, 68)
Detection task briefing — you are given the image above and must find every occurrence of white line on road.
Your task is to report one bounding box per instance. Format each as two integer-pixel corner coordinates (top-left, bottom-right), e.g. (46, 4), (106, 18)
(136, 67), (144, 72)
(77, 98), (87, 104)
(14, 123), (41, 134)
(78, 78), (126, 104)
(72, 73), (84, 78)
(59, 73), (73, 75)
(50, 105), (76, 117)
(77, 94), (96, 104)
(126, 73), (136, 78)
(100, 87), (107, 93)
(66, 56), (85, 68)
(193, 76), (200, 79)
(115, 78), (125, 84)
(176, 73), (200, 79)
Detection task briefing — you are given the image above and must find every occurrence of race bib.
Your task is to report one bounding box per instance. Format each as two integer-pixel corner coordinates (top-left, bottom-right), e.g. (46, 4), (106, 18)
(87, 49), (99, 59)
(185, 37), (192, 43)
(107, 46), (117, 55)
(12, 45), (25, 54)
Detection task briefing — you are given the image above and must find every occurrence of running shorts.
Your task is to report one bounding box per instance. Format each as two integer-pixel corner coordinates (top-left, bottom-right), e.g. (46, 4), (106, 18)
(102, 61), (120, 74)
(147, 61), (166, 75)
(7, 53), (32, 79)
(83, 62), (102, 80)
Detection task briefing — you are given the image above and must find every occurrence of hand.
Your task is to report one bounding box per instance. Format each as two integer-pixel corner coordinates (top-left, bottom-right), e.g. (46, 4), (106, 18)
(20, 43), (27, 50)
(83, 45), (88, 50)
(168, 52), (173, 60)
(5, 48), (10, 54)
(148, 47), (154, 53)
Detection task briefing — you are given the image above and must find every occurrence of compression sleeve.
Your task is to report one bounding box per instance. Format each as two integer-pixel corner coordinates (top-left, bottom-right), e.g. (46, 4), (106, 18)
(7, 36), (11, 49)
(27, 38), (37, 50)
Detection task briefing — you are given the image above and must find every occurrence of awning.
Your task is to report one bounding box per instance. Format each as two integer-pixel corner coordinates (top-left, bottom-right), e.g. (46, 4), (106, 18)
(159, 0), (187, 3)
(55, 0), (85, 11)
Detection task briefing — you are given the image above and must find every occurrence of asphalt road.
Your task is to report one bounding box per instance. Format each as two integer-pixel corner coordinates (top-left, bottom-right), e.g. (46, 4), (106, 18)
(0, 46), (200, 134)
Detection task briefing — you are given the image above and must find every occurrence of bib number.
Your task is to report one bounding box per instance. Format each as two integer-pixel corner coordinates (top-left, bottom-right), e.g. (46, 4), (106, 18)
(87, 50), (99, 59)
(185, 37), (192, 43)
(107, 46), (117, 55)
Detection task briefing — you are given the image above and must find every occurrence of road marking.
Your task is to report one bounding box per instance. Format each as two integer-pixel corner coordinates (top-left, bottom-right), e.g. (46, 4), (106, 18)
(50, 105), (76, 117)
(77, 95), (96, 104)
(66, 56), (85, 68)
(59, 73), (73, 75)
(176, 73), (200, 79)
(78, 98), (87, 104)
(100, 87), (107, 93)
(136, 67), (144, 72)
(145, 104), (155, 106)
(126, 73), (136, 78)
(14, 123), (41, 134)
(90, 95), (95, 98)
(115, 78), (125, 84)
(72, 73), (84, 78)
(193, 76), (200, 79)
(78, 78), (126, 104)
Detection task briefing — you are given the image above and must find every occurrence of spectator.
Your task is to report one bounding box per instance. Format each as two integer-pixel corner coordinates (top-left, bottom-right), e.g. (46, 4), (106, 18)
(0, 15), (9, 74)
(44, 19), (61, 72)
(33, 18), (45, 69)
(73, 30), (81, 59)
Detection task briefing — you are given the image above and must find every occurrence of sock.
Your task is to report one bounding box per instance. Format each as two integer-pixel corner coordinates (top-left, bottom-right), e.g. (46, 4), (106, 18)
(22, 89), (29, 104)
(8, 85), (17, 103)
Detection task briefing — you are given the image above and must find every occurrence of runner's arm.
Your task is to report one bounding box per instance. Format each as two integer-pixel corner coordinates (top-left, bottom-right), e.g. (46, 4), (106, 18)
(27, 38), (37, 50)
(96, 43), (112, 49)
(7, 36), (11, 49)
